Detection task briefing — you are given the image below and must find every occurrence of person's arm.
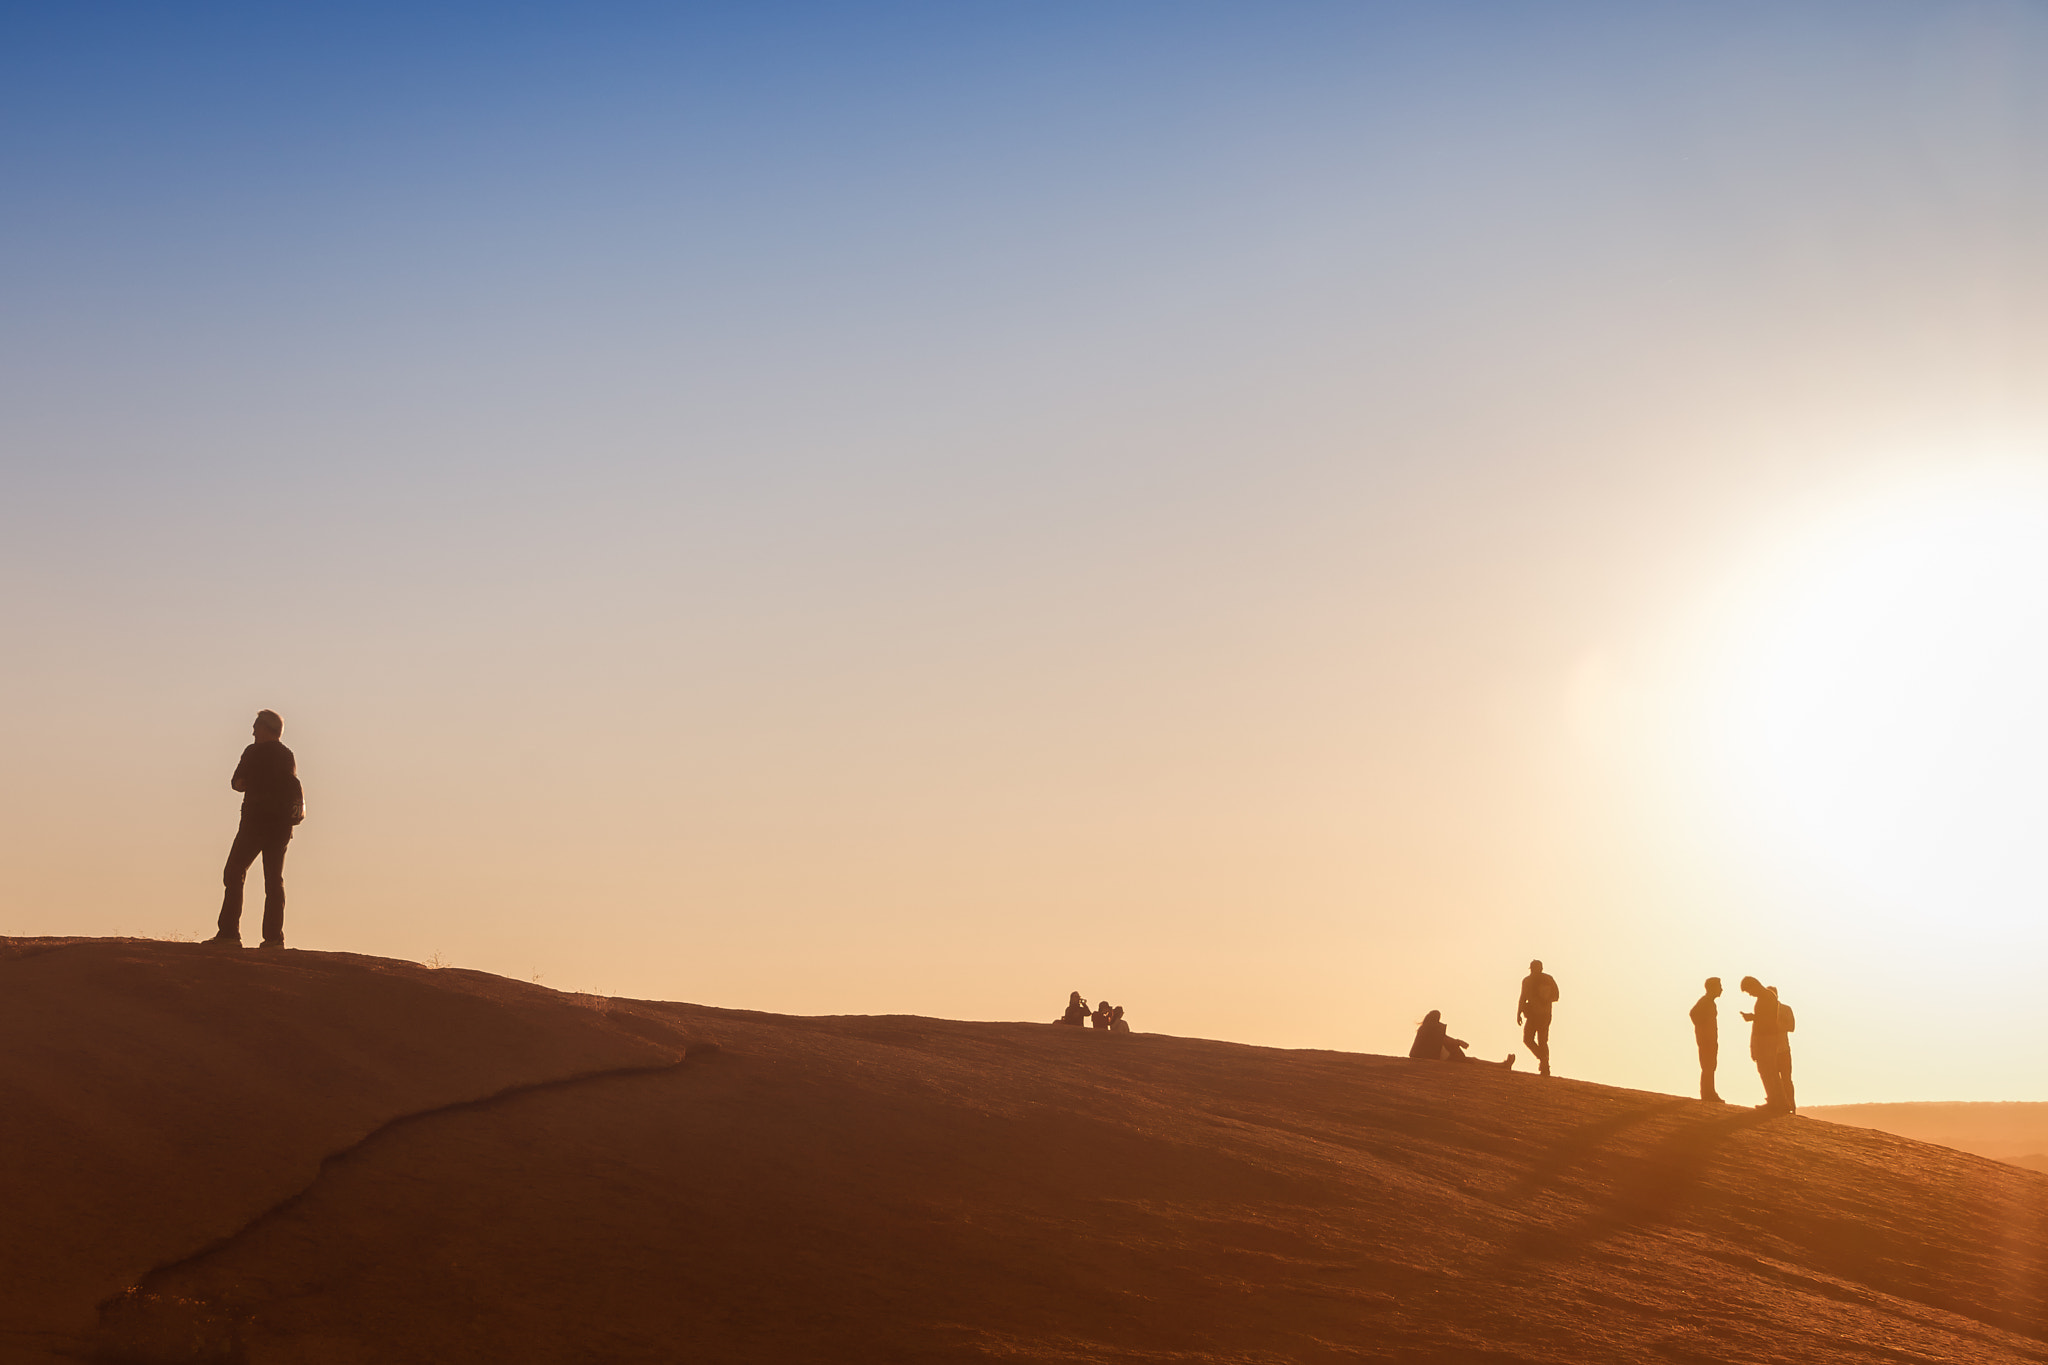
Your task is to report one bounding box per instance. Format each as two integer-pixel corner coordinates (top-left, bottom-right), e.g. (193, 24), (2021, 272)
(229, 746), (254, 793)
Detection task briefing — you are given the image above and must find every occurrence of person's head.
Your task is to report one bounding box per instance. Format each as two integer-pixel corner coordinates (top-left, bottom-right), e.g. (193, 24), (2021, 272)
(253, 710), (283, 741)
(1739, 975), (1763, 996)
(1422, 1009), (1441, 1025)
(1111, 1006), (1123, 1019)
(1705, 977), (1723, 998)
(1529, 959), (1543, 973)
(1070, 991), (1083, 1005)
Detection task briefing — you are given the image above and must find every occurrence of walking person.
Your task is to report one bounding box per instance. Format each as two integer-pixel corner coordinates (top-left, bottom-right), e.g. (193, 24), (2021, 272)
(1690, 977), (1725, 1103)
(1739, 976), (1794, 1114)
(204, 710), (304, 950)
(1517, 960), (1559, 1077)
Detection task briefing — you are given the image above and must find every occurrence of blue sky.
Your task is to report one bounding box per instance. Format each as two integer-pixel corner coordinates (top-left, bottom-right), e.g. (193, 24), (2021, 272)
(6, 3), (2048, 1102)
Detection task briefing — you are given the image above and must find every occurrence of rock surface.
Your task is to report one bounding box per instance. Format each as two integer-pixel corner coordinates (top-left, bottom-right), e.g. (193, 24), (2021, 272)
(2, 938), (2044, 1363)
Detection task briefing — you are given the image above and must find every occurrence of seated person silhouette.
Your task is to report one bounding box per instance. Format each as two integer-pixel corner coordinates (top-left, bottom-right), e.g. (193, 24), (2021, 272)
(1057, 992), (1090, 1026)
(1409, 1010), (1515, 1068)
(1091, 1000), (1114, 1029)
(1109, 1005), (1129, 1033)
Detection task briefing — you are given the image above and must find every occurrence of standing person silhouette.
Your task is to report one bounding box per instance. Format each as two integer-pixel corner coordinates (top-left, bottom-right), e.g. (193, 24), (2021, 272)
(1763, 985), (1796, 1114)
(1517, 960), (1559, 1077)
(204, 710), (304, 950)
(1690, 977), (1725, 1103)
(1739, 976), (1793, 1114)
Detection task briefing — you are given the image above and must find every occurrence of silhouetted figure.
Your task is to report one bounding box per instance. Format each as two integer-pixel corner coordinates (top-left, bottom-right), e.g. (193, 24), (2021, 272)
(1056, 992), (1090, 1026)
(1409, 1010), (1515, 1068)
(1691, 977), (1725, 1103)
(1091, 1001), (1113, 1030)
(1518, 960), (1559, 1077)
(204, 710), (304, 950)
(1109, 1005), (1129, 1034)
(1740, 976), (1795, 1114)
(1765, 985), (1796, 1114)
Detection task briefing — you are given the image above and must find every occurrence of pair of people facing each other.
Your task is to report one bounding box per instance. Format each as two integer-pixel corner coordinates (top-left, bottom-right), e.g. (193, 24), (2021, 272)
(1690, 975), (1797, 1114)
(1056, 992), (1129, 1032)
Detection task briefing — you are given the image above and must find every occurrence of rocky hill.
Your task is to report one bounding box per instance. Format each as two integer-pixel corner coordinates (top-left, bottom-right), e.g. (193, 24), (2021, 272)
(1, 938), (2043, 1364)
(1810, 1102), (2048, 1176)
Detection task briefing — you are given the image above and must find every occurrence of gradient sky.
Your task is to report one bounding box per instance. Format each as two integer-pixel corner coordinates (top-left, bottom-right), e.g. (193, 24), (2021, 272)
(6, 2), (2048, 1105)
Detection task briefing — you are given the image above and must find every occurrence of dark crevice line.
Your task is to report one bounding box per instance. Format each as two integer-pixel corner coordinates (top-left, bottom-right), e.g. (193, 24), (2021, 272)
(98, 1042), (721, 1319)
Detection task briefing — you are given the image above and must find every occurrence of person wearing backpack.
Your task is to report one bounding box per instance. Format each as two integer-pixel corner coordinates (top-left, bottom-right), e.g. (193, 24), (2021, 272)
(1739, 976), (1795, 1114)
(204, 709), (305, 950)
(1763, 986), (1796, 1114)
(1517, 960), (1560, 1077)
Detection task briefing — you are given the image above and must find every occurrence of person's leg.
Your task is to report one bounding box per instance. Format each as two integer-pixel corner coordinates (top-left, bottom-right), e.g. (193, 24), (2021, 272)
(217, 824), (264, 939)
(1524, 1014), (1551, 1075)
(1776, 1050), (1795, 1112)
(1699, 1040), (1720, 1101)
(258, 826), (292, 945)
(1754, 1055), (1778, 1109)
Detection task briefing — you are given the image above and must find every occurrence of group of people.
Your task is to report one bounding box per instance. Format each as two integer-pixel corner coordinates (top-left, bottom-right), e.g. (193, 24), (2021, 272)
(1692, 975), (1797, 1114)
(1411, 961), (1799, 1117)
(1056, 992), (1130, 1032)
(1411, 960), (1558, 1071)
(203, 709), (1796, 1118)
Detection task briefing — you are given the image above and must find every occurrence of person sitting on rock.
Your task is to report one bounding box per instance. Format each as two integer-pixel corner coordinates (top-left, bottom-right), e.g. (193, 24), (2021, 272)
(1056, 992), (1090, 1026)
(1091, 1000), (1114, 1029)
(1409, 1010), (1515, 1068)
(1109, 1005), (1129, 1033)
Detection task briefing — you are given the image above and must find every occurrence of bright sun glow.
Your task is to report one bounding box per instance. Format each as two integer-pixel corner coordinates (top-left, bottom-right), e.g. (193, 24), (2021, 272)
(1699, 467), (2048, 933)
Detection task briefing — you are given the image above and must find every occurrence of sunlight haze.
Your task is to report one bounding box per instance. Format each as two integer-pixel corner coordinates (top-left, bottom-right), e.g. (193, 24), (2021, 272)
(5, 2), (2048, 1106)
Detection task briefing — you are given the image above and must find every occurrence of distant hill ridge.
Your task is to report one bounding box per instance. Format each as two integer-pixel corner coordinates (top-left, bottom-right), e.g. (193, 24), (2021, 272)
(1, 937), (2043, 1364)
(1809, 1101), (2048, 1175)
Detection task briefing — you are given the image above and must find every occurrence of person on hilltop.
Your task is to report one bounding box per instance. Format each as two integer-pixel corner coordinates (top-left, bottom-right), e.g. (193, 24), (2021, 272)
(1739, 977), (1796, 1114)
(204, 709), (304, 950)
(1517, 960), (1559, 1077)
(1763, 985), (1796, 1114)
(1410, 1010), (1515, 1068)
(1091, 1000), (1114, 1030)
(1690, 976), (1725, 1104)
(1056, 992), (1091, 1026)
(1109, 1005), (1129, 1034)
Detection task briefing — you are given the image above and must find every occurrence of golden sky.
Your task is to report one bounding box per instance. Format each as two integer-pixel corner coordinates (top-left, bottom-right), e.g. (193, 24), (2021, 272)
(4, 4), (2046, 1104)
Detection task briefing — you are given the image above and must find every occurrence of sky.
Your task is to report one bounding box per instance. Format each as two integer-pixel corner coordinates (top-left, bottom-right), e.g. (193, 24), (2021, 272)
(5, 2), (2048, 1106)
